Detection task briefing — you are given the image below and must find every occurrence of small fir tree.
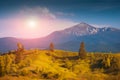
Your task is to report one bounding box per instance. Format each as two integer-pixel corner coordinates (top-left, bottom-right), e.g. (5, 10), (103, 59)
(17, 42), (24, 51)
(78, 42), (87, 59)
(49, 42), (54, 52)
(15, 42), (24, 63)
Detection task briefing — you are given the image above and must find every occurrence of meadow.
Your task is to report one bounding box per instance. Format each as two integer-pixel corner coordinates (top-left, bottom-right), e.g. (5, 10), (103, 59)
(0, 48), (120, 80)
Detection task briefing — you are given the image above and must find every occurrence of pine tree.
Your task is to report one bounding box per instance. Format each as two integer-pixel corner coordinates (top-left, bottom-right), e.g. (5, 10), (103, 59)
(78, 42), (87, 59)
(49, 42), (54, 52)
(15, 42), (24, 63)
(17, 42), (24, 51)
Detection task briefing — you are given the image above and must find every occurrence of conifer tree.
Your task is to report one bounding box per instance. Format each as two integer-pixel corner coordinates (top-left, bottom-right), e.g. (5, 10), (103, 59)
(17, 42), (24, 51)
(78, 42), (87, 59)
(15, 42), (24, 63)
(49, 42), (54, 52)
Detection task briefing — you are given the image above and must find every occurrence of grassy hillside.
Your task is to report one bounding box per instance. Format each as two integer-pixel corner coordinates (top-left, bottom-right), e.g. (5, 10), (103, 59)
(0, 49), (120, 80)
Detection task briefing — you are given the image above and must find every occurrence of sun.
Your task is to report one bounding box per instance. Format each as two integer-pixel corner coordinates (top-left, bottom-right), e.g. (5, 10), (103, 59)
(26, 19), (38, 28)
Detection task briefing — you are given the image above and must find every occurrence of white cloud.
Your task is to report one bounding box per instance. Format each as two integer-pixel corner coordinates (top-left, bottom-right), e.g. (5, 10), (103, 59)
(55, 12), (74, 16)
(18, 7), (56, 19)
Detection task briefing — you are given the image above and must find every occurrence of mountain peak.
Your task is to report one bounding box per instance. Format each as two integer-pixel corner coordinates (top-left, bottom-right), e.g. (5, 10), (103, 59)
(61, 22), (98, 36)
(59, 22), (120, 36)
(74, 22), (92, 28)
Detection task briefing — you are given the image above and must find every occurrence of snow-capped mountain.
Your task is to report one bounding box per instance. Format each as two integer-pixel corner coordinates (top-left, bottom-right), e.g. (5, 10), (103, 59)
(61, 22), (98, 36)
(0, 22), (120, 53)
(55, 22), (119, 36)
(44, 22), (120, 52)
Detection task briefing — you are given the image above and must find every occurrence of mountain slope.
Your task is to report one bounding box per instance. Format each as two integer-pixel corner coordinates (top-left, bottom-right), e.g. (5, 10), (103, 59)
(0, 22), (120, 52)
(46, 22), (120, 52)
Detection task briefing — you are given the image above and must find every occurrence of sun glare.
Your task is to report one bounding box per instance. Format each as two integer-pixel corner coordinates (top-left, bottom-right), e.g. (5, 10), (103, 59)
(27, 19), (38, 28)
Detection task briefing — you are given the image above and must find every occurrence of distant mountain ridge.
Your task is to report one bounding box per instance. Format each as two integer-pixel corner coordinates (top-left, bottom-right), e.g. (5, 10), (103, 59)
(0, 22), (120, 53)
(54, 22), (119, 36)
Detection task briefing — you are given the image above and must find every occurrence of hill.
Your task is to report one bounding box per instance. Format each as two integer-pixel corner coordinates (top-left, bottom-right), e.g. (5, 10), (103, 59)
(0, 48), (120, 80)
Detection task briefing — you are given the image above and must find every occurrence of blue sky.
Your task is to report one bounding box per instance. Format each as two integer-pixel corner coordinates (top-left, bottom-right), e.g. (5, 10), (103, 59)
(0, 0), (120, 38)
